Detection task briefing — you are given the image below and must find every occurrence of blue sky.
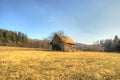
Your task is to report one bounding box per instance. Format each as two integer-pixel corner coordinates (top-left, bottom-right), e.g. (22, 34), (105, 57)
(0, 0), (120, 44)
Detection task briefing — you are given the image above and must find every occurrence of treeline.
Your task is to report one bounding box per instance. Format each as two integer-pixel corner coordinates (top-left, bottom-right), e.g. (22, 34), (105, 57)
(77, 35), (120, 52)
(99, 35), (120, 52)
(0, 29), (51, 49)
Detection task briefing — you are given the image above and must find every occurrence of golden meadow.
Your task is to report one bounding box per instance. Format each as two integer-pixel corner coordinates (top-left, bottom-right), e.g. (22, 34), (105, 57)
(0, 46), (120, 80)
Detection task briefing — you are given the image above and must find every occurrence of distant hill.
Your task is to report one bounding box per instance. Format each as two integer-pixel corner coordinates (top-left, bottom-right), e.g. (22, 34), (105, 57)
(76, 43), (87, 50)
(76, 43), (104, 51)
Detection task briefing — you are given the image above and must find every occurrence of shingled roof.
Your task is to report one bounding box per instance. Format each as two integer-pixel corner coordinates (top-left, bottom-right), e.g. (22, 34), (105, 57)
(56, 34), (75, 44)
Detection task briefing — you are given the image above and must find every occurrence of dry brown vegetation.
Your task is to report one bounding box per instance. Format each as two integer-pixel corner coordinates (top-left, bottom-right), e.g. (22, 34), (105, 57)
(0, 46), (120, 80)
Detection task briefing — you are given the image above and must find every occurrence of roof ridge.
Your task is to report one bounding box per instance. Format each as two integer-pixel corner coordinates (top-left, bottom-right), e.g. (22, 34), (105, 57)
(56, 34), (75, 44)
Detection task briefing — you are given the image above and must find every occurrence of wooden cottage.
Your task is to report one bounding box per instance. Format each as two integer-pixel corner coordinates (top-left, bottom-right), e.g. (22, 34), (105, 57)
(50, 34), (76, 52)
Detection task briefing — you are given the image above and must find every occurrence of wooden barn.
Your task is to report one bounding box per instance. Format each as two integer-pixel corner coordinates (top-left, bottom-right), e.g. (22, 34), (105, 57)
(50, 34), (76, 52)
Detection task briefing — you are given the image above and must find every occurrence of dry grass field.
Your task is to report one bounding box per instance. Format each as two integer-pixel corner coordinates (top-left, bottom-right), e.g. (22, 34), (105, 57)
(0, 46), (120, 80)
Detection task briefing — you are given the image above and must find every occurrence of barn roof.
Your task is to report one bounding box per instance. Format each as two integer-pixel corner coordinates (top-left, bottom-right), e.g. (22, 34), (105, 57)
(56, 34), (75, 44)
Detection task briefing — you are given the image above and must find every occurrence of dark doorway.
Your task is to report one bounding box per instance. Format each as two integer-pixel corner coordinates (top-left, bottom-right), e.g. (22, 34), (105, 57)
(52, 44), (62, 51)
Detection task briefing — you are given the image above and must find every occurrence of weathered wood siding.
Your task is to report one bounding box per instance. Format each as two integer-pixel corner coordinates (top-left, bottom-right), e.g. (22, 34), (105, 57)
(51, 35), (63, 51)
(63, 43), (76, 52)
(51, 34), (76, 52)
